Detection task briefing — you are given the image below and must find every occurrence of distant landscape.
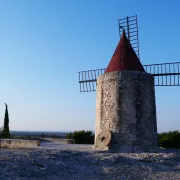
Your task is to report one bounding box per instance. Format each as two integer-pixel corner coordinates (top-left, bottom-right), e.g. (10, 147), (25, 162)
(10, 130), (70, 138)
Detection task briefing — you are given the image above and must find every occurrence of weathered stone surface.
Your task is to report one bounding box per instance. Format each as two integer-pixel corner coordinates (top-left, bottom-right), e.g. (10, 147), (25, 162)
(0, 138), (40, 148)
(119, 145), (133, 153)
(95, 71), (158, 152)
(95, 130), (111, 149)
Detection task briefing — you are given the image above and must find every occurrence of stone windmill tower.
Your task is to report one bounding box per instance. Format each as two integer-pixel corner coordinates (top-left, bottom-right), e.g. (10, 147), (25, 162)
(94, 30), (158, 152)
(78, 15), (180, 152)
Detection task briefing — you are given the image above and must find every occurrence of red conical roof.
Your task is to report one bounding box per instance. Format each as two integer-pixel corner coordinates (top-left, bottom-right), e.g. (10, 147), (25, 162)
(105, 30), (145, 73)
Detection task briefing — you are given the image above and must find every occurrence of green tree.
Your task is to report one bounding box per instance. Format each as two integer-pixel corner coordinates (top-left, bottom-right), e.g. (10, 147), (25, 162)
(2, 103), (11, 138)
(66, 132), (72, 139)
(158, 130), (180, 149)
(66, 130), (94, 144)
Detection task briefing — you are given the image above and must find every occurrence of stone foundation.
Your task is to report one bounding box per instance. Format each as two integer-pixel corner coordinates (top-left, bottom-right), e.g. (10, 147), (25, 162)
(95, 71), (158, 152)
(0, 139), (40, 148)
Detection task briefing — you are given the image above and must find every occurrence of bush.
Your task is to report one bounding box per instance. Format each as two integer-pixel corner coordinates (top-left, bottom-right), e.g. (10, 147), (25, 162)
(158, 130), (180, 149)
(66, 130), (94, 144)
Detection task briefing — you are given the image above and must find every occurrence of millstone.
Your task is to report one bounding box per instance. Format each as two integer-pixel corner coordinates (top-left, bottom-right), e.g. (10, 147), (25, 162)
(96, 130), (111, 149)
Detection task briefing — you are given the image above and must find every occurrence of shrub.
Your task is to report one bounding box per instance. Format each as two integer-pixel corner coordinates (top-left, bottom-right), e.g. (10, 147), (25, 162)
(66, 132), (73, 139)
(66, 130), (94, 144)
(158, 130), (180, 149)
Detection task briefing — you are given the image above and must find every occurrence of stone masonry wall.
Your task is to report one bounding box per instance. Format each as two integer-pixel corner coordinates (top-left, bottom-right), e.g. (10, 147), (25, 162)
(95, 71), (158, 152)
(0, 139), (40, 148)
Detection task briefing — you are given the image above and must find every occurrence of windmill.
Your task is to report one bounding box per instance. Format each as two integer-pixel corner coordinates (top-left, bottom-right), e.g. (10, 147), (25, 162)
(78, 15), (180, 152)
(78, 15), (180, 92)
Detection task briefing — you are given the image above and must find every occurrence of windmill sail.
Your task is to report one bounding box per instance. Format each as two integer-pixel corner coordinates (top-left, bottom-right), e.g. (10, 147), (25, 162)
(119, 15), (140, 58)
(78, 61), (180, 92)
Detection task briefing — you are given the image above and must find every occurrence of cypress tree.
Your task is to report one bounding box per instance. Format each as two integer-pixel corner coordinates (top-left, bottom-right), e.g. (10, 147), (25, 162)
(2, 103), (10, 138)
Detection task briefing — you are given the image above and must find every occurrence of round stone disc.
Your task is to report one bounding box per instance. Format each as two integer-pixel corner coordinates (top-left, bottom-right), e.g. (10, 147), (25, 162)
(96, 130), (111, 149)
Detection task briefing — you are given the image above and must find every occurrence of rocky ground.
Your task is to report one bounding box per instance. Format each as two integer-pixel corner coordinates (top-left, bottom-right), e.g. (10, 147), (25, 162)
(0, 148), (180, 180)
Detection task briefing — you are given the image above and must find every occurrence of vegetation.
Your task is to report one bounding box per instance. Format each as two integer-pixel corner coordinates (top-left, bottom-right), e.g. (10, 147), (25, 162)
(2, 103), (11, 138)
(40, 133), (61, 138)
(158, 130), (180, 149)
(66, 130), (94, 144)
(66, 130), (180, 148)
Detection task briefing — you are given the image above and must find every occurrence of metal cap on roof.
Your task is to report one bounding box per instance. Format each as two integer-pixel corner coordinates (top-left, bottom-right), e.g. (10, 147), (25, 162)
(105, 30), (145, 73)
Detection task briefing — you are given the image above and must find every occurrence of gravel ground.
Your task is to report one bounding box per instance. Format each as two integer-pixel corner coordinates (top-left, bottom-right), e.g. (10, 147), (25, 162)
(0, 148), (180, 180)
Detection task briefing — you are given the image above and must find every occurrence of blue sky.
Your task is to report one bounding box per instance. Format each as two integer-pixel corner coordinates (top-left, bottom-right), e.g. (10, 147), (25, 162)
(0, 0), (179, 132)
